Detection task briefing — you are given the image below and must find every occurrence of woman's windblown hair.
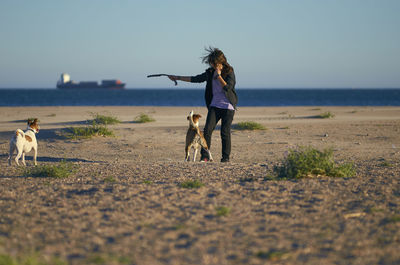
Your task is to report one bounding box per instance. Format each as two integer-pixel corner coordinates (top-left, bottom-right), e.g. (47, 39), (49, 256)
(201, 46), (233, 78)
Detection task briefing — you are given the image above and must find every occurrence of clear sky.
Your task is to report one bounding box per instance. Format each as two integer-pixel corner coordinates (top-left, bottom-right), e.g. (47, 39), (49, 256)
(0, 0), (399, 89)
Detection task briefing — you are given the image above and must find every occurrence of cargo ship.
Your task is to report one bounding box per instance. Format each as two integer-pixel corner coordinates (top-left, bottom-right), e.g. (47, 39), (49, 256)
(57, 73), (125, 89)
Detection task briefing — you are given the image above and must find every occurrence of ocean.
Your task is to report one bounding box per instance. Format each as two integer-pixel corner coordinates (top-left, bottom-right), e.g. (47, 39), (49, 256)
(0, 88), (399, 106)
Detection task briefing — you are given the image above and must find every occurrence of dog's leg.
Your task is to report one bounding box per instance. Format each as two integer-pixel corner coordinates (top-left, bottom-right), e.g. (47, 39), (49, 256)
(22, 152), (26, 166)
(14, 150), (23, 166)
(33, 147), (37, 166)
(193, 148), (198, 162)
(185, 145), (190, 161)
(8, 144), (15, 166)
(207, 150), (214, 162)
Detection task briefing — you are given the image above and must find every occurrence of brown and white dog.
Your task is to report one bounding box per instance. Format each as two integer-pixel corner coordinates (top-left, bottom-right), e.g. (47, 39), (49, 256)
(185, 110), (213, 162)
(8, 118), (40, 166)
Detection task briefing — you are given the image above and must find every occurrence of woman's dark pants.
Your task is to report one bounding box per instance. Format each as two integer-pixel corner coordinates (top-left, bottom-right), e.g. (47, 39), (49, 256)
(201, 107), (235, 161)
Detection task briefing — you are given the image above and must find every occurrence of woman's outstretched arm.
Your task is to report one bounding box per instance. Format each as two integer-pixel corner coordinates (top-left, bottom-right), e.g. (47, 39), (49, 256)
(168, 75), (191, 82)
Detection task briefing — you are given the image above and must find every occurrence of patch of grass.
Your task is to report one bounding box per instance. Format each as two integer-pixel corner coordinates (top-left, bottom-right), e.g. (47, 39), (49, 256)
(317, 111), (335, 119)
(0, 253), (67, 265)
(23, 161), (78, 178)
(116, 256), (132, 264)
(377, 158), (393, 167)
(377, 236), (394, 245)
(264, 175), (276, 181)
(239, 177), (256, 183)
(379, 161), (393, 167)
(86, 254), (132, 265)
(365, 207), (385, 214)
(143, 180), (153, 184)
(0, 254), (14, 265)
(91, 113), (121, 125)
(215, 206), (231, 217)
(384, 215), (400, 223)
(235, 121), (266, 130)
(172, 224), (186, 230)
(67, 121), (114, 139)
(134, 113), (155, 123)
(87, 255), (106, 264)
(179, 179), (204, 189)
(104, 176), (116, 183)
(256, 250), (288, 261)
(273, 146), (356, 179)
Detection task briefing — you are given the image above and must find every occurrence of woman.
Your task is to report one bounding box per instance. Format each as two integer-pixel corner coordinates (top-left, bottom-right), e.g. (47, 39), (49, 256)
(168, 47), (237, 162)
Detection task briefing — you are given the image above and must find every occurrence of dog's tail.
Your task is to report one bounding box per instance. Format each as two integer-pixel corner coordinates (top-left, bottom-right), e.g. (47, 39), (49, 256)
(188, 110), (196, 128)
(15, 129), (24, 138)
(188, 111), (203, 136)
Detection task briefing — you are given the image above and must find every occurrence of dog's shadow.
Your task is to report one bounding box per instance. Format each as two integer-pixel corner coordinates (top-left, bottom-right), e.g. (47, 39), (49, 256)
(0, 154), (103, 164)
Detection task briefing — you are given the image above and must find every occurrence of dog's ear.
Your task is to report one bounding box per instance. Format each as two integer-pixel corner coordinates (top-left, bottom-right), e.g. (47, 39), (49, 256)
(187, 116), (190, 120)
(192, 114), (201, 122)
(27, 119), (33, 125)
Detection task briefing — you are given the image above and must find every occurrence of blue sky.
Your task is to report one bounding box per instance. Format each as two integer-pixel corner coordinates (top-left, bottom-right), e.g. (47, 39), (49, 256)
(0, 0), (399, 88)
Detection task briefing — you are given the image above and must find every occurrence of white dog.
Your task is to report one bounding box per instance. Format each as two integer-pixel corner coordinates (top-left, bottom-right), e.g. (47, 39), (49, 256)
(185, 110), (213, 162)
(8, 118), (40, 166)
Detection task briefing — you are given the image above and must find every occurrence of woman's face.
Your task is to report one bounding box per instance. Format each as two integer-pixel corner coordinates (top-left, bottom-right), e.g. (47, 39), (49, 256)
(211, 62), (223, 70)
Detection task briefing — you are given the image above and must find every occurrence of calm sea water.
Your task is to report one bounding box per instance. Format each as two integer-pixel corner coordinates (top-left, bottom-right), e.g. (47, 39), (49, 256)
(0, 88), (399, 106)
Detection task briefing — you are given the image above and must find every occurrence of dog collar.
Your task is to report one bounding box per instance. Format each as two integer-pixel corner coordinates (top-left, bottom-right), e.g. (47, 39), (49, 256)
(28, 128), (36, 133)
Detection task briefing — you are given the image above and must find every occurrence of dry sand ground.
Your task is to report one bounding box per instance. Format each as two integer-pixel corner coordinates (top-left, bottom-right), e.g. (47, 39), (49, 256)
(0, 106), (399, 265)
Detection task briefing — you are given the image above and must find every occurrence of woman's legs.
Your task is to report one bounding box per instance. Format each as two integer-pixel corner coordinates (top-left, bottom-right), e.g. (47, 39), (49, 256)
(201, 107), (218, 160)
(220, 109), (235, 161)
(201, 107), (235, 161)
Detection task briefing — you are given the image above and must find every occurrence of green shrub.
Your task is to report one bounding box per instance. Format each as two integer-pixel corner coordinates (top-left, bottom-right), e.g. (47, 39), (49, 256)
(179, 179), (204, 189)
(377, 158), (393, 167)
(0, 254), (14, 265)
(143, 180), (153, 185)
(387, 215), (400, 223)
(104, 176), (116, 183)
(274, 146), (355, 179)
(256, 250), (287, 260)
(23, 161), (78, 178)
(91, 113), (121, 125)
(239, 177), (256, 183)
(236, 121), (266, 130)
(86, 254), (132, 265)
(215, 206), (231, 217)
(0, 253), (67, 265)
(317, 111), (335, 119)
(134, 113), (155, 123)
(68, 121), (114, 139)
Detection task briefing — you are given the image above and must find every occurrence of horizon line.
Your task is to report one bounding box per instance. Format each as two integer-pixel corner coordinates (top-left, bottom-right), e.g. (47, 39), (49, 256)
(1, 86), (400, 90)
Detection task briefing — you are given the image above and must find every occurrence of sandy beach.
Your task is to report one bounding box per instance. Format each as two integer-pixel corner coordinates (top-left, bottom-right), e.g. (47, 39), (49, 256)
(0, 106), (399, 264)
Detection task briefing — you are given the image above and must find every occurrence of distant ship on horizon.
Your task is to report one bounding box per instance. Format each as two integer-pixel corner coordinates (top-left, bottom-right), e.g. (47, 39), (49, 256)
(57, 73), (125, 90)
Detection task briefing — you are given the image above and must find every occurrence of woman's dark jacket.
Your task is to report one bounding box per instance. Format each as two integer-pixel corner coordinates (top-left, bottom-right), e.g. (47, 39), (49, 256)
(190, 68), (237, 109)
